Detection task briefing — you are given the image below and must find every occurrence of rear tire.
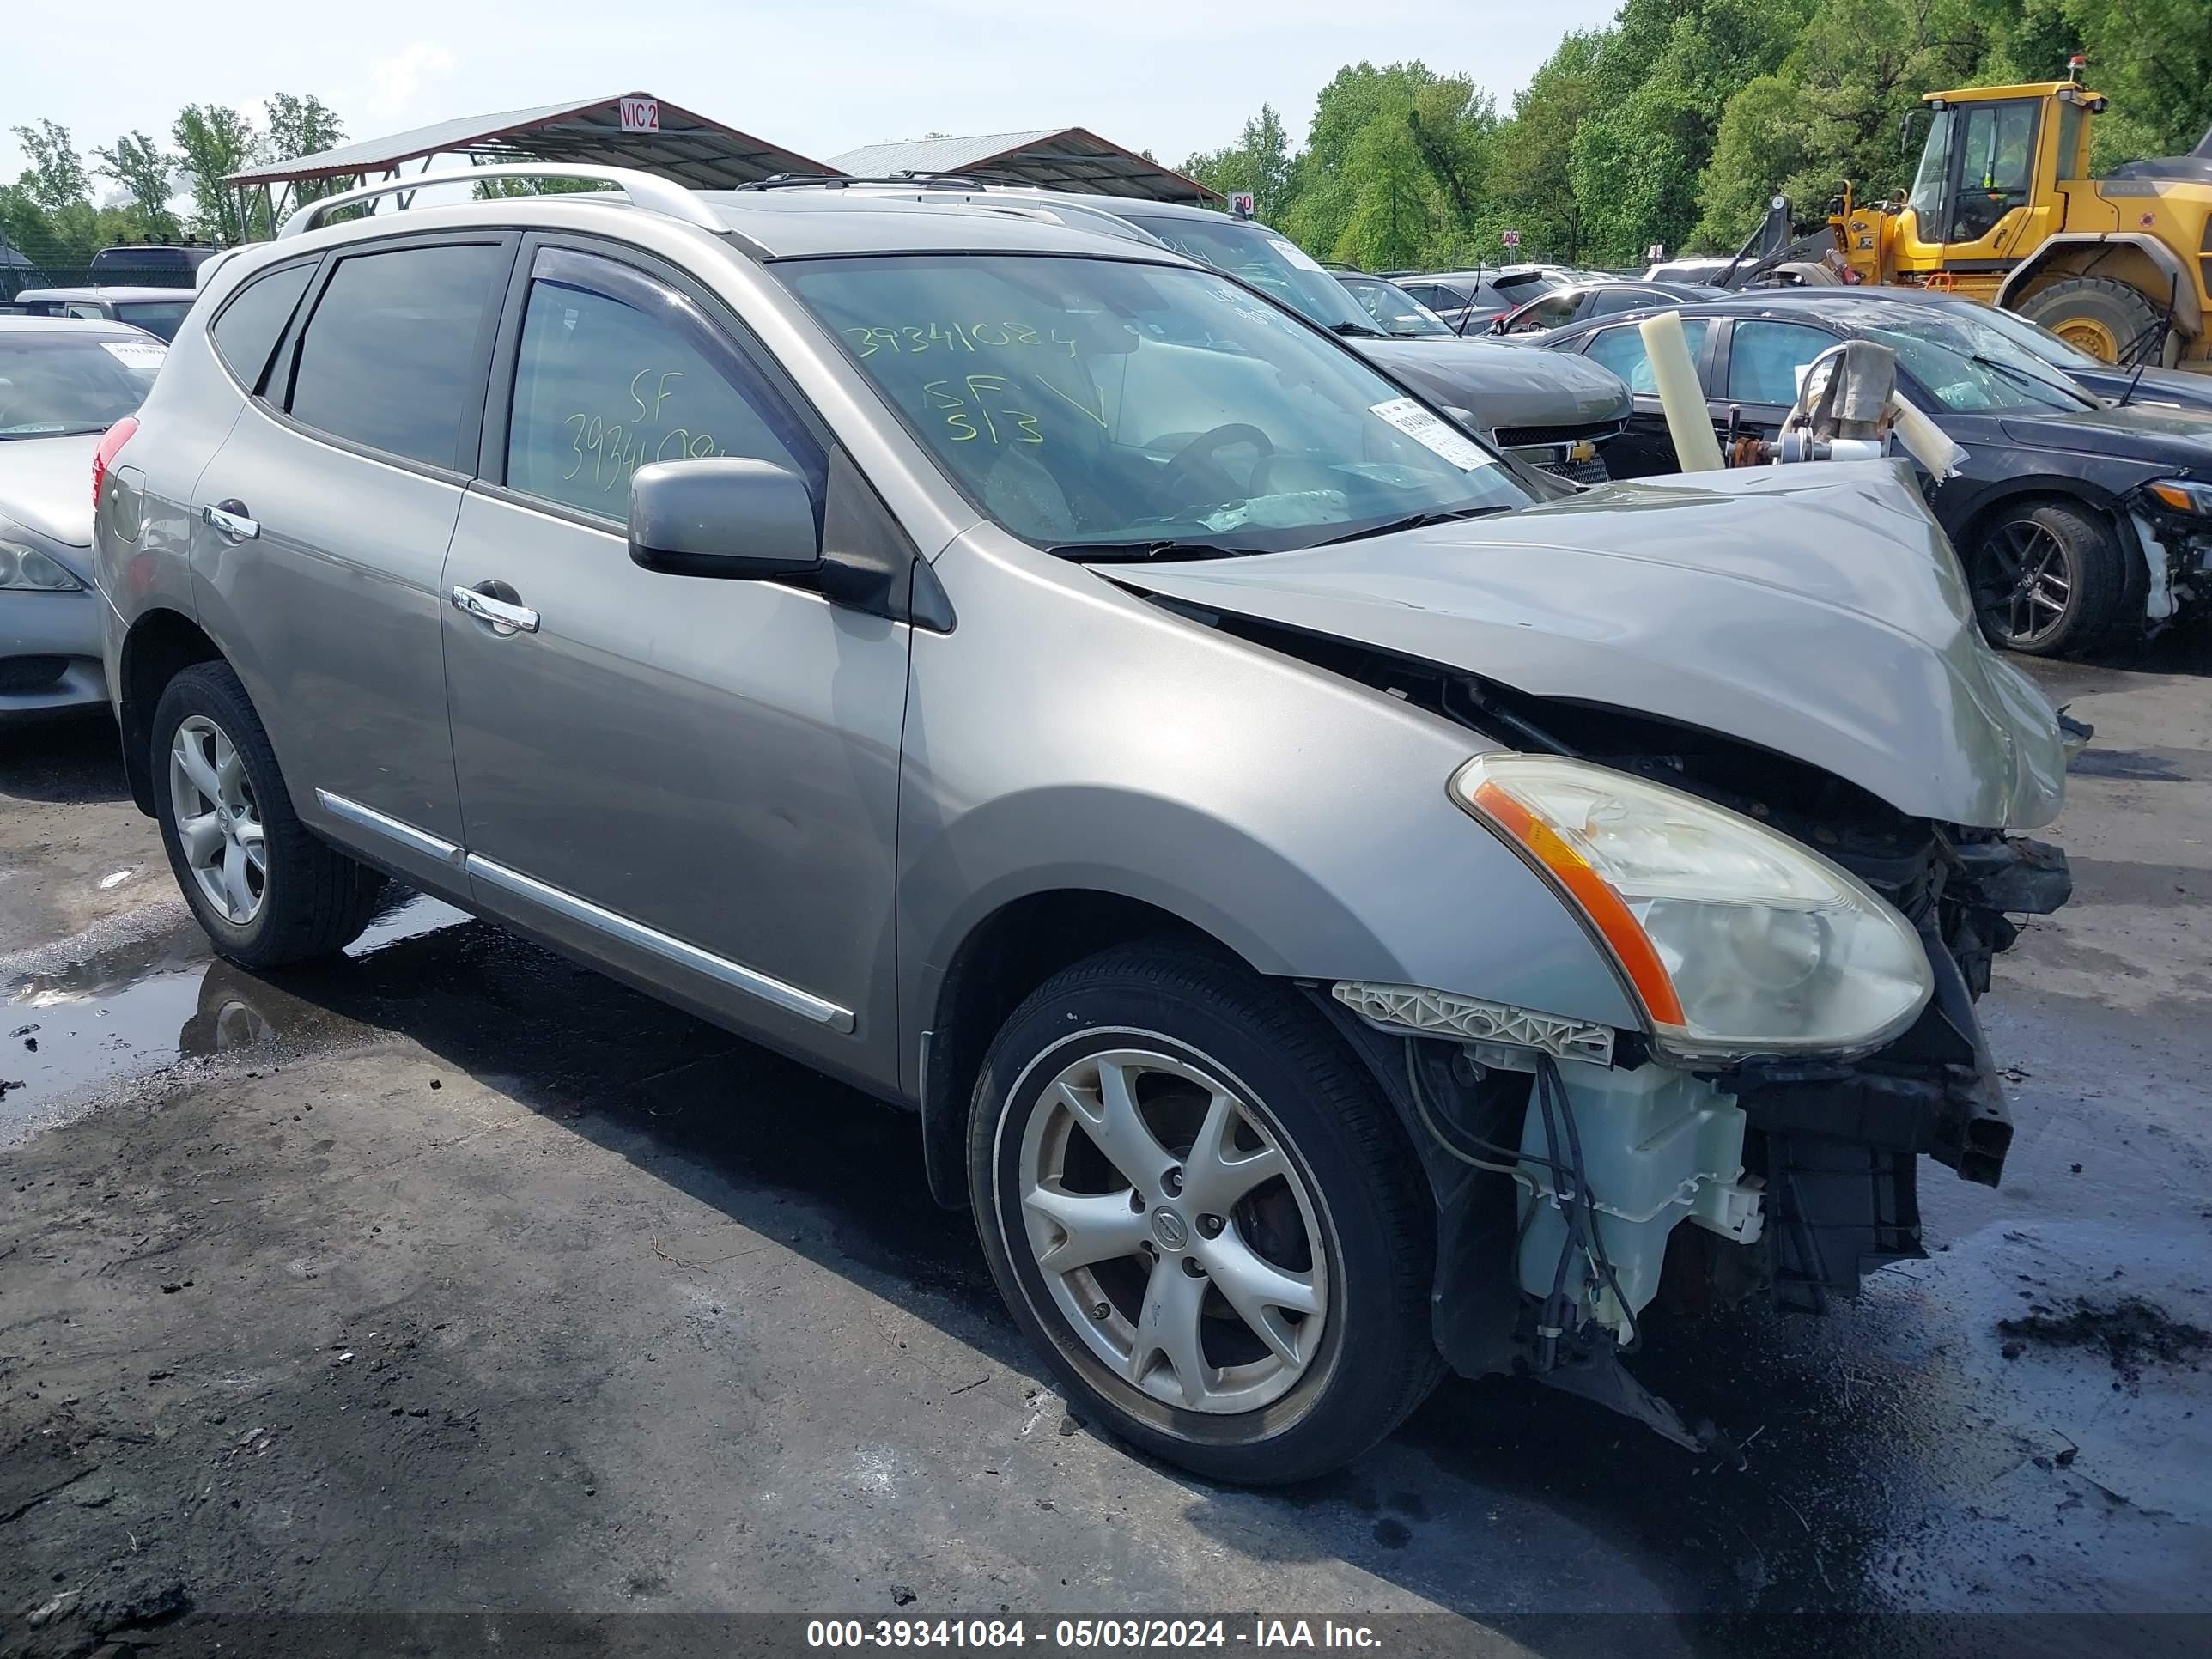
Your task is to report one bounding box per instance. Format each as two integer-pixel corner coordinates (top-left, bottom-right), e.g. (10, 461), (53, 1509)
(968, 943), (1441, 1485)
(1968, 498), (2132, 658)
(2015, 276), (2167, 366)
(151, 662), (386, 968)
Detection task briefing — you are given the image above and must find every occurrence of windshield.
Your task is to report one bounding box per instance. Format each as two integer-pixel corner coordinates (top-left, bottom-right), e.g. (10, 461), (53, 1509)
(112, 301), (192, 342)
(1856, 308), (2094, 411)
(1946, 301), (2103, 369)
(1343, 276), (1453, 337)
(1116, 215), (1379, 334)
(0, 331), (162, 435)
(781, 253), (1534, 552)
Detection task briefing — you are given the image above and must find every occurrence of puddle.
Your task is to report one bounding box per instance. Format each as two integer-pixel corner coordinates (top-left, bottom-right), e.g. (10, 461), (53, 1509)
(2, 892), (471, 1145)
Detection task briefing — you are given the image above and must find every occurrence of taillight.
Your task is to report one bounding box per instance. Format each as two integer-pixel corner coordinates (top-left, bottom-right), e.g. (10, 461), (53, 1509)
(93, 416), (140, 512)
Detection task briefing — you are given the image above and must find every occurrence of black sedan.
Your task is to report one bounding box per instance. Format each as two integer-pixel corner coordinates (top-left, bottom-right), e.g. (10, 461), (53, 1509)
(1540, 294), (2212, 656)
(1490, 279), (1724, 337)
(1753, 286), (2212, 413)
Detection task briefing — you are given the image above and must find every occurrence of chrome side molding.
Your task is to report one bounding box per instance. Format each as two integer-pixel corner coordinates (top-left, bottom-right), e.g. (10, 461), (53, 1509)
(465, 854), (856, 1032)
(314, 790), (465, 868)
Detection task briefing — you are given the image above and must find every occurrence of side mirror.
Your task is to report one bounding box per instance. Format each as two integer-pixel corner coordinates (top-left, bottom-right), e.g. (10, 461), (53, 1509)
(628, 458), (820, 580)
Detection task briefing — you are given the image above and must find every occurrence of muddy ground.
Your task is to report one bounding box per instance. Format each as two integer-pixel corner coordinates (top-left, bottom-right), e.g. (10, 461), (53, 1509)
(3, 640), (2209, 1658)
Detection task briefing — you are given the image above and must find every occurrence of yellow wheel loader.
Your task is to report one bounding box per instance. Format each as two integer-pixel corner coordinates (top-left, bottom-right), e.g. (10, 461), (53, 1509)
(1831, 64), (2212, 369)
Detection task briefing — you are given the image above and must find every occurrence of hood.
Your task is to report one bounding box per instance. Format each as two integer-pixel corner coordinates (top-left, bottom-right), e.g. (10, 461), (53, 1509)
(2002, 402), (2212, 465)
(2067, 364), (2212, 414)
(1356, 337), (1632, 434)
(1115, 459), (2065, 830)
(0, 433), (100, 547)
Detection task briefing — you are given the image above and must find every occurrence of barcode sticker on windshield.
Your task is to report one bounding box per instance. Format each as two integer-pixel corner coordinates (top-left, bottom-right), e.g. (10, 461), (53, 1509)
(100, 341), (167, 370)
(1268, 236), (1326, 273)
(1368, 398), (1493, 471)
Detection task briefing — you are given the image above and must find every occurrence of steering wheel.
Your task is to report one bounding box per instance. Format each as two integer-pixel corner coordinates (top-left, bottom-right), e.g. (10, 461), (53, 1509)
(1157, 423), (1274, 509)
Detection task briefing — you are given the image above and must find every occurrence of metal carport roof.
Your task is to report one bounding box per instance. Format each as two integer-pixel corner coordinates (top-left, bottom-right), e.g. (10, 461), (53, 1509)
(224, 92), (834, 189)
(825, 128), (1218, 204)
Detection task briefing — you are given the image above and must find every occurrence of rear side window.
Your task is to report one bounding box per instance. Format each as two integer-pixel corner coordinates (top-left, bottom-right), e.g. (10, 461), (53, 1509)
(502, 246), (823, 520)
(1726, 321), (1834, 404)
(211, 262), (314, 388)
(288, 243), (507, 469)
(1585, 318), (1712, 393)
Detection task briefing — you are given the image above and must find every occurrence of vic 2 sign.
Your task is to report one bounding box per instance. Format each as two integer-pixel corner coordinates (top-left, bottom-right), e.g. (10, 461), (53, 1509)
(620, 97), (660, 134)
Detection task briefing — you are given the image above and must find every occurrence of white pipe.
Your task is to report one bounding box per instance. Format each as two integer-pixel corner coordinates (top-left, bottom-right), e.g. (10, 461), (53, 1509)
(1638, 311), (1726, 473)
(1886, 392), (1968, 481)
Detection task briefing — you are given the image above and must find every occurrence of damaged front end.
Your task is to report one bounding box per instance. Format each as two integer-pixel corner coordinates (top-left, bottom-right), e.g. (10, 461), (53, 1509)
(1308, 705), (2072, 1453)
(1117, 459), (2077, 1449)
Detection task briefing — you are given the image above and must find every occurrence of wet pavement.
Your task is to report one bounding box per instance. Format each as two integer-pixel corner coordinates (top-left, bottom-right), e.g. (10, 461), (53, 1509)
(3, 639), (2209, 1655)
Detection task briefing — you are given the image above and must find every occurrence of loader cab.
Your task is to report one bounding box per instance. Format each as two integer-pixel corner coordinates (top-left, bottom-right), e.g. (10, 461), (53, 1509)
(1895, 83), (2092, 269)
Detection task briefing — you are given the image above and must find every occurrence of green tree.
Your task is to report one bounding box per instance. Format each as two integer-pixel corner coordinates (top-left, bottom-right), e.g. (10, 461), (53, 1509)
(173, 105), (258, 243)
(9, 118), (91, 211)
(262, 94), (352, 206)
(1492, 33), (1602, 261)
(94, 130), (179, 242)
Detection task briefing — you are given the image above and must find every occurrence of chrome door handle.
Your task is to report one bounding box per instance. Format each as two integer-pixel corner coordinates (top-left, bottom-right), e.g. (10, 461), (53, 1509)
(201, 501), (258, 540)
(450, 583), (539, 635)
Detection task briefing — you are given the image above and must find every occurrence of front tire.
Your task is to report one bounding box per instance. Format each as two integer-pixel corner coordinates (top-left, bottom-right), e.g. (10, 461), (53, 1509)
(1969, 499), (2132, 658)
(151, 662), (386, 967)
(969, 944), (1439, 1484)
(2015, 276), (2166, 366)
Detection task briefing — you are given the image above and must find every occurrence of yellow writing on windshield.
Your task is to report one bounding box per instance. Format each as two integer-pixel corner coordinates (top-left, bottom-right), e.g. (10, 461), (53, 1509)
(923, 375), (1042, 445)
(845, 322), (1079, 359)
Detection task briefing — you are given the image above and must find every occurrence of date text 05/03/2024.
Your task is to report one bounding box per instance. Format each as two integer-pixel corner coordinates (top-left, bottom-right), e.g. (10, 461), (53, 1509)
(805, 1620), (1384, 1650)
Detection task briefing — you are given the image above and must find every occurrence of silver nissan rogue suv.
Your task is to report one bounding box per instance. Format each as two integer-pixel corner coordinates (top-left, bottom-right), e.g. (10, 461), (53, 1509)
(95, 167), (2070, 1482)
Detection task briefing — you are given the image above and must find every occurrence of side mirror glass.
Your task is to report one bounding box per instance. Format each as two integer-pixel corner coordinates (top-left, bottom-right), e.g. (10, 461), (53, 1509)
(628, 458), (820, 580)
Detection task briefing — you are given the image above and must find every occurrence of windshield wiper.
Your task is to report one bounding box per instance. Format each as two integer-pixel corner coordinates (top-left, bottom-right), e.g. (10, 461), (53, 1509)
(1048, 538), (1249, 563)
(1329, 320), (1389, 338)
(0, 425), (113, 440)
(1969, 351), (2087, 407)
(1320, 504), (1510, 544)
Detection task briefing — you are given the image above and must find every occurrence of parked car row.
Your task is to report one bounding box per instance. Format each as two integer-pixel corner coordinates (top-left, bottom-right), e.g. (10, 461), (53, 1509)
(26, 166), (2083, 1486)
(1528, 290), (2212, 653)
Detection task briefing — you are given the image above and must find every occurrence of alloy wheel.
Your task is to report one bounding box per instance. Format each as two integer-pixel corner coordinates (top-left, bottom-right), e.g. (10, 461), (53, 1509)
(1016, 1047), (1330, 1416)
(169, 714), (266, 925)
(1977, 519), (2074, 648)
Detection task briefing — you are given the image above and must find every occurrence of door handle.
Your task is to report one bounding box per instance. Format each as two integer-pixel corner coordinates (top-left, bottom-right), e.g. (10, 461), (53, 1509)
(200, 500), (258, 540)
(450, 582), (539, 635)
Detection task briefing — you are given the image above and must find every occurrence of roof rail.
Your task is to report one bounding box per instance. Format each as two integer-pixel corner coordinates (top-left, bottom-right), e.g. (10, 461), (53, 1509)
(732, 172), (991, 192)
(279, 164), (726, 238)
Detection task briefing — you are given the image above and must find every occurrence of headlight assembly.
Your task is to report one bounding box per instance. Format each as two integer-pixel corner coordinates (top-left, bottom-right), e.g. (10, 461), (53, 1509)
(1451, 754), (1932, 1063)
(0, 538), (83, 592)
(2145, 478), (2212, 517)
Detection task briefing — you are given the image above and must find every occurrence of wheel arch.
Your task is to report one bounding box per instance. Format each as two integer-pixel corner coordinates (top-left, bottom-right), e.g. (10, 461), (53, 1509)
(917, 884), (1280, 1209)
(1954, 484), (2147, 643)
(1997, 234), (2204, 340)
(118, 606), (223, 816)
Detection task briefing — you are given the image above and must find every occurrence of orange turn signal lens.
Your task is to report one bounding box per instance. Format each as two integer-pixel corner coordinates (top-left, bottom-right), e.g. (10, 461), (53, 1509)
(1469, 779), (1687, 1028)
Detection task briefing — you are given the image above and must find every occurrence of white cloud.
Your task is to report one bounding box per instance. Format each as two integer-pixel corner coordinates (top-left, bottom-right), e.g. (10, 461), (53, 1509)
(366, 43), (457, 121)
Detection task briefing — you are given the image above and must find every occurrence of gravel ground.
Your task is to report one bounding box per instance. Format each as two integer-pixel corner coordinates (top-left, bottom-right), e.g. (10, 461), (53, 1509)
(3, 635), (2209, 1659)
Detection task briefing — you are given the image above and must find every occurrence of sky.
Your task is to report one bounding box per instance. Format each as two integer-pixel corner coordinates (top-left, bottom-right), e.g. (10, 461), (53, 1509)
(1, 0), (1625, 206)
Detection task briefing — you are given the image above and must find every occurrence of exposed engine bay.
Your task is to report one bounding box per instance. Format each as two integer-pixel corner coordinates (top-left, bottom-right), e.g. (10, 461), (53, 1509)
(1192, 611), (2075, 1450)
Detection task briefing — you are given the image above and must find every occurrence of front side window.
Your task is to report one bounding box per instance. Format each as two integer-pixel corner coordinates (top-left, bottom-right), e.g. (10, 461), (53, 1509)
(0, 331), (163, 436)
(287, 242), (507, 469)
(1950, 101), (2038, 243)
(1584, 319), (1712, 394)
(1725, 320), (1836, 404)
(781, 253), (1534, 552)
(504, 247), (822, 520)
